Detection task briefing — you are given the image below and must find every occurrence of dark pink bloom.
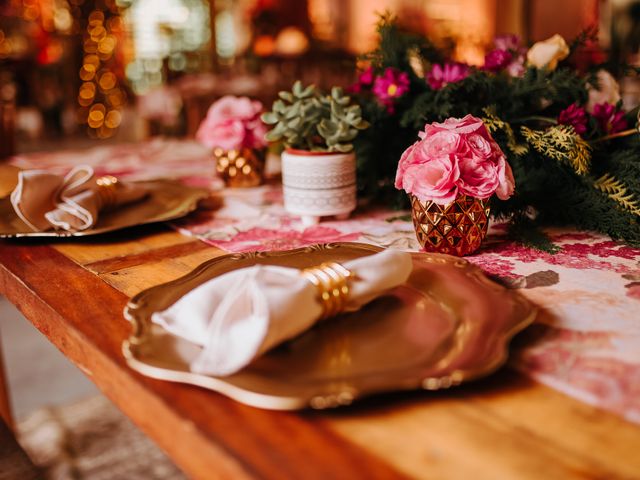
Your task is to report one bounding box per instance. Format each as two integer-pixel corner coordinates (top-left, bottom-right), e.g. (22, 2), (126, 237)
(494, 34), (521, 51)
(486, 34), (526, 77)
(347, 66), (375, 94)
(372, 68), (410, 113)
(359, 66), (374, 85)
(557, 103), (588, 135)
(484, 49), (512, 72)
(592, 103), (629, 134)
(427, 62), (469, 90)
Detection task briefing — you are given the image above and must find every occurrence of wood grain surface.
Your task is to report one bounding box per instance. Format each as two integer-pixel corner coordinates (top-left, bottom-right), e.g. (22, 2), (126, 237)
(1, 225), (639, 480)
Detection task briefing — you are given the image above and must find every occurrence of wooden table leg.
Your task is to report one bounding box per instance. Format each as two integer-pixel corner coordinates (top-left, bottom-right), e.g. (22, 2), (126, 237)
(0, 329), (13, 430)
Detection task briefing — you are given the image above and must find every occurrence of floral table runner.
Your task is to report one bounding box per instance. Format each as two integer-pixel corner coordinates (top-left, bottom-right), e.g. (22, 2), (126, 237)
(11, 140), (640, 424)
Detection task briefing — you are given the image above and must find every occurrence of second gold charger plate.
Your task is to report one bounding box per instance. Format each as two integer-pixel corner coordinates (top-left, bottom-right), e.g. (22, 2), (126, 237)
(123, 242), (536, 410)
(0, 179), (209, 238)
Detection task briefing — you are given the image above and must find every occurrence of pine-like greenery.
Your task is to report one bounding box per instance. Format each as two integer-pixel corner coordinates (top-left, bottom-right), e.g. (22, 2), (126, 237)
(352, 17), (640, 247)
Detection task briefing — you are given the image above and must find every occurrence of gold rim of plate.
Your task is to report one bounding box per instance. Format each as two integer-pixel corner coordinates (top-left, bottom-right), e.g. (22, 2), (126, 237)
(0, 179), (209, 238)
(123, 242), (537, 410)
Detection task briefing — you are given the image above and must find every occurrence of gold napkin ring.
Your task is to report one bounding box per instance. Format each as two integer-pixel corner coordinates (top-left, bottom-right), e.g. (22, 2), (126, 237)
(301, 262), (352, 320)
(96, 175), (118, 209)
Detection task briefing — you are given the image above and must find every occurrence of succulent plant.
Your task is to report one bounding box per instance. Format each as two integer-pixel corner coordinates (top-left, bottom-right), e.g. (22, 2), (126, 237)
(261, 81), (369, 153)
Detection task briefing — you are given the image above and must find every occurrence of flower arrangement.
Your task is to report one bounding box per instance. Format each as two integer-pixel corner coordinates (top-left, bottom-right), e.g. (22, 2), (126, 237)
(196, 95), (267, 151)
(261, 81), (369, 152)
(395, 115), (514, 204)
(351, 16), (640, 248)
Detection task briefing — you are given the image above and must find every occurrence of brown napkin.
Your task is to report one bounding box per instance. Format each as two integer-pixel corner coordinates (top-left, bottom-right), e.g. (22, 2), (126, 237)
(10, 166), (148, 232)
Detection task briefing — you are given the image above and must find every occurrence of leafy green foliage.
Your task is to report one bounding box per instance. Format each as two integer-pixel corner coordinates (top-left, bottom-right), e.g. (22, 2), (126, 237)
(352, 18), (640, 247)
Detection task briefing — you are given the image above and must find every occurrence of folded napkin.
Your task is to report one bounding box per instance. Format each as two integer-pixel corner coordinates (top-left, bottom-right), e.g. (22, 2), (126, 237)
(152, 249), (413, 376)
(10, 166), (147, 232)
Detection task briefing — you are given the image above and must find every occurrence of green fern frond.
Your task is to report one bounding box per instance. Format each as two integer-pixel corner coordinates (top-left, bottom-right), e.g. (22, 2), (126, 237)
(521, 125), (591, 175)
(594, 174), (640, 217)
(481, 108), (528, 155)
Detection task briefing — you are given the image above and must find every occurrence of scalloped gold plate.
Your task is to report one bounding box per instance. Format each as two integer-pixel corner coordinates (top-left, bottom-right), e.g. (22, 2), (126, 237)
(123, 243), (536, 410)
(0, 179), (209, 238)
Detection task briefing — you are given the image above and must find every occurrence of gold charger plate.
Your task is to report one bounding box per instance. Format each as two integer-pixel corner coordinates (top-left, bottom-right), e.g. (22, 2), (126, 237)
(123, 243), (536, 410)
(0, 179), (209, 238)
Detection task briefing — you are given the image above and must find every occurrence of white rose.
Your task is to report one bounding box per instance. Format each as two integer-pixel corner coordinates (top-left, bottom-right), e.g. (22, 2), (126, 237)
(526, 34), (570, 70)
(586, 69), (621, 113)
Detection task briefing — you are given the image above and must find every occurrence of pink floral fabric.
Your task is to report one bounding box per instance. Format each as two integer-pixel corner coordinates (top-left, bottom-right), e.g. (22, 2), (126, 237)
(175, 185), (640, 424)
(11, 142), (640, 424)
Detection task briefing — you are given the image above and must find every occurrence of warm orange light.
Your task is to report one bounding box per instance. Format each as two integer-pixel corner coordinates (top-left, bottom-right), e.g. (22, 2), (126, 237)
(90, 25), (107, 41)
(105, 109), (122, 128)
(98, 35), (116, 54)
(88, 11), (105, 26)
(275, 27), (309, 56)
(253, 35), (275, 57)
(88, 105), (105, 128)
(79, 82), (96, 99)
(98, 71), (116, 90)
(79, 64), (96, 81)
(107, 90), (124, 107)
(84, 54), (100, 66)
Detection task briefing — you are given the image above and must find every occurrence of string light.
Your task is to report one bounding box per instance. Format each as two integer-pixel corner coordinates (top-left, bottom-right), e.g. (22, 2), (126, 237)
(76, 2), (127, 139)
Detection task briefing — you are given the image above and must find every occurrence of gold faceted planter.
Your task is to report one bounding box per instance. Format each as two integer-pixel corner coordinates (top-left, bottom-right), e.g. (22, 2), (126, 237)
(214, 147), (265, 188)
(410, 194), (490, 256)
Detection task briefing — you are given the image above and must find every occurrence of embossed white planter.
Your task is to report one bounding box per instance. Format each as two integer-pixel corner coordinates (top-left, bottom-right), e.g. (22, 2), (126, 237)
(281, 150), (357, 226)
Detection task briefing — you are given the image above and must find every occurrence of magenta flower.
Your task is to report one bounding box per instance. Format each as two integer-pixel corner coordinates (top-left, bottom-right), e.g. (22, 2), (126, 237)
(484, 34), (526, 77)
(426, 62), (469, 90)
(484, 49), (513, 72)
(372, 68), (410, 113)
(592, 103), (628, 134)
(557, 103), (588, 135)
(494, 34), (521, 51)
(359, 66), (374, 85)
(347, 66), (375, 94)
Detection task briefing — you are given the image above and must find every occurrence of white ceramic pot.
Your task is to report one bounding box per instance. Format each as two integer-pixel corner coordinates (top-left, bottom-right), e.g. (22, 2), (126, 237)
(281, 150), (357, 226)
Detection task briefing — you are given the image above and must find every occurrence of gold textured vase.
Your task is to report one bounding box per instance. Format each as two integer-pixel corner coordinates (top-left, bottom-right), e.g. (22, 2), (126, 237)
(410, 194), (490, 256)
(214, 147), (265, 188)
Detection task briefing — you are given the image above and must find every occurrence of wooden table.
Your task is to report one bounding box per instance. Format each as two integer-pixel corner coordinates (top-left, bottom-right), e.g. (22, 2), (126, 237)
(1, 225), (640, 479)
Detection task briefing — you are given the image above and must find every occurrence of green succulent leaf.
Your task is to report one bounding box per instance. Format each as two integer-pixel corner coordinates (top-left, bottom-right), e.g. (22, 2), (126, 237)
(262, 79), (369, 151)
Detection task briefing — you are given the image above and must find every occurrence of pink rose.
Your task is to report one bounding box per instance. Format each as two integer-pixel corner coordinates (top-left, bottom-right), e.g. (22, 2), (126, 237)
(396, 115), (515, 204)
(197, 118), (246, 150)
(466, 133), (492, 159)
(457, 154), (499, 199)
(495, 155), (515, 200)
(424, 114), (488, 137)
(208, 95), (262, 121)
(196, 95), (267, 150)
(395, 142), (460, 205)
(419, 131), (464, 157)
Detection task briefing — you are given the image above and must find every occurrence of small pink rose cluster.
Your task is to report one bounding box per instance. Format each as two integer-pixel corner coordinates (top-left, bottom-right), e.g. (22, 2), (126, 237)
(395, 115), (515, 205)
(483, 34), (526, 77)
(196, 96), (268, 151)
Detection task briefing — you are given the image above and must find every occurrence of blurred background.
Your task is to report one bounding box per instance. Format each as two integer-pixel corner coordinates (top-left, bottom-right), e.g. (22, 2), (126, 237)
(0, 0), (639, 157)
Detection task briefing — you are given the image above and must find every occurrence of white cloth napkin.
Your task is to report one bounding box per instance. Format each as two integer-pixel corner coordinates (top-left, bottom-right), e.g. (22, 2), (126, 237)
(152, 249), (413, 376)
(10, 165), (147, 232)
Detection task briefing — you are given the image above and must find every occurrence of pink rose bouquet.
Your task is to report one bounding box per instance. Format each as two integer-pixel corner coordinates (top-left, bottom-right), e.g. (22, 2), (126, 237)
(196, 96), (268, 151)
(395, 115), (515, 205)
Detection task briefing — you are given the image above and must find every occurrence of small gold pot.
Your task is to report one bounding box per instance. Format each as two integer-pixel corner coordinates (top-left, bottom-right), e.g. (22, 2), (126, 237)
(214, 147), (265, 188)
(410, 193), (490, 256)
